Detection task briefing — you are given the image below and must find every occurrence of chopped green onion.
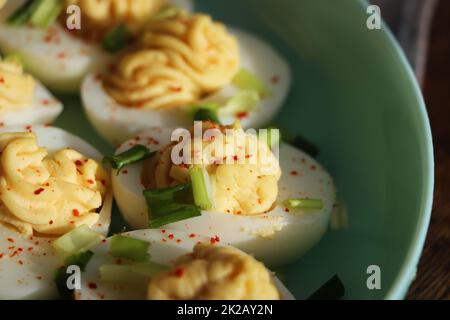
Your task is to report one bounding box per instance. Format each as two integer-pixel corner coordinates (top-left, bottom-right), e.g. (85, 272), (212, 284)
(232, 68), (271, 97)
(192, 105), (221, 123)
(7, 0), (40, 26)
(149, 203), (201, 229)
(54, 250), (94, 300)
(7, 0), (62, 28)
(307, 275), (345, 300)
(143, 183), (201, 228)
(102, 24), (133, 53)
(190, 166), (213, 210)
(109, 235), (150, 262)
(152, 5), (179, 20)
(103, 144), (155, 175)
(283, 198), (324, 210)
(99, 264), (146, 284)
(64, 250), (94, 270)
(52, 225), (103, 260)
(29, 0), (63, 28)
(131, 261), (169, 277)
(219, 90), (260, 117)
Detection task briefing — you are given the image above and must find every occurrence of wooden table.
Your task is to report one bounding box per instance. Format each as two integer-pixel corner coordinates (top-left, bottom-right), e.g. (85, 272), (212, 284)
(405, 0), (450, 300)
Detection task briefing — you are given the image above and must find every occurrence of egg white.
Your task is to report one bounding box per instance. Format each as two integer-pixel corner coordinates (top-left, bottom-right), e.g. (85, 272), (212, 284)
(81, 28), (291, 145)
(112, 128), (334, 268)
(0, 0), (194, 93)
(76, 229), (294, 300)
(0, 79), (63, 126)
(0, 125), (112, 299)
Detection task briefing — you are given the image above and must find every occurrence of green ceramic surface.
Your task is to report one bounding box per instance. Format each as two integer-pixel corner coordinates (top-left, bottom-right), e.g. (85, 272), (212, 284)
(54, 0), (434, 299)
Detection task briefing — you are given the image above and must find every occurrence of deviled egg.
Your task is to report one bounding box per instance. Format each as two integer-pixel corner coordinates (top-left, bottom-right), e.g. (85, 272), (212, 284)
(108, 123), (334, 268)
(0, 56), (62, 126)
(76, 229), (294, 300)
(82, 10), (290, 145)
(0, 0), (194, 92)
(0, 125), (112, 299)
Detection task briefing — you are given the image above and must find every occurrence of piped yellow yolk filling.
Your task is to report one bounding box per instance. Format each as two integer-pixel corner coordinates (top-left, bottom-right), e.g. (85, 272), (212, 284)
(104, 11), (240, 110)
(65, 0), (167, 39)
(0, 59), (35, 113)
(0, 132), (109, 236)
(142, 123), (281, 215)
(147, 244), (280, 300)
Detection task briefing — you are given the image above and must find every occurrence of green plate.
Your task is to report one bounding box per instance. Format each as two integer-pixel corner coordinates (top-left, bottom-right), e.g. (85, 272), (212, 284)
(54, 0), (434, 299)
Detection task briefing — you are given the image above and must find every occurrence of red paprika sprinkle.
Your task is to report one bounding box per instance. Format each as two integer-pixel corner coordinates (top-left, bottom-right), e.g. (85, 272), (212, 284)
(87, 179), (94, 184)
(75, 160), (82, 166)
(290, 170), (299, 176)
(34, 188), (45, 195)
(7, 238), (14, 243)
(88, 282), (97, 289)
(173, 268), (184, 277)
(72, 209), (80, 217)
(49, 220), (54, 225)
(189, 233), (196, 238)
(168, 234), (174, 240)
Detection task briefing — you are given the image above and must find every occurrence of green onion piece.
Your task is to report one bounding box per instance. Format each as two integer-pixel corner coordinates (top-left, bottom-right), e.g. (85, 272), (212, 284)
(148, 203), (201, 229)
(193, 106), (221, 123)
(102, 23), (133, 53)
(152, 5), (179, 20)
(190, 166), (213, 210)
(29, 0), (63, 28)
(219, 90), (260, 116)
(109, 235), (150, 262)
(7, 0), (40, 26)
(131, 261), (169, 277)
(52, 225), (103, 260)
(143, 182), (201, 228)
(103, 144), (155, 175)
(307, 275), (345, 300)
(284, 198), (324, 210)
(232, 68), (271, 97)
(99, 264), (146, 284)
(54, 250), (94, 300)
(64, 250), (94, 271)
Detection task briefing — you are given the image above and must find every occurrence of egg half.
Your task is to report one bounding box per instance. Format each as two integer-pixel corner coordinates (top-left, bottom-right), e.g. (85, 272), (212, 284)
(0, 0), (194, 93)
(112, 127), (334, 268)
(0, 125), (112, 299)
(82, 28), (291, 145)
(76, 229), (294, 300)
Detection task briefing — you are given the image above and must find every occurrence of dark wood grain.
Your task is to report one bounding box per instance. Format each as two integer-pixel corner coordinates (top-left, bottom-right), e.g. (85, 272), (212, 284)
(405, 0), (450, 300)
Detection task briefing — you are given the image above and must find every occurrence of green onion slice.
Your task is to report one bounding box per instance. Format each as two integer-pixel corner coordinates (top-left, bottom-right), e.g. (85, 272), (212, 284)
(8, 0), (62, 28)
(143, 183), (201, 228)
(52, 225), (103, 260)
(109, 235), (150, 262)
(194, 108), (220, 123)
(232, 68), (271, 97)
(283, 198), (324, 210)
(30, 0), (63, 28)
(54, 250), (94, 300)
(307, 275), (345, 300)
(190, 166), (213, 210)
(103, 144), (155, 175)
(219, 90), (260, 117)
(102, 23), (133, 53)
